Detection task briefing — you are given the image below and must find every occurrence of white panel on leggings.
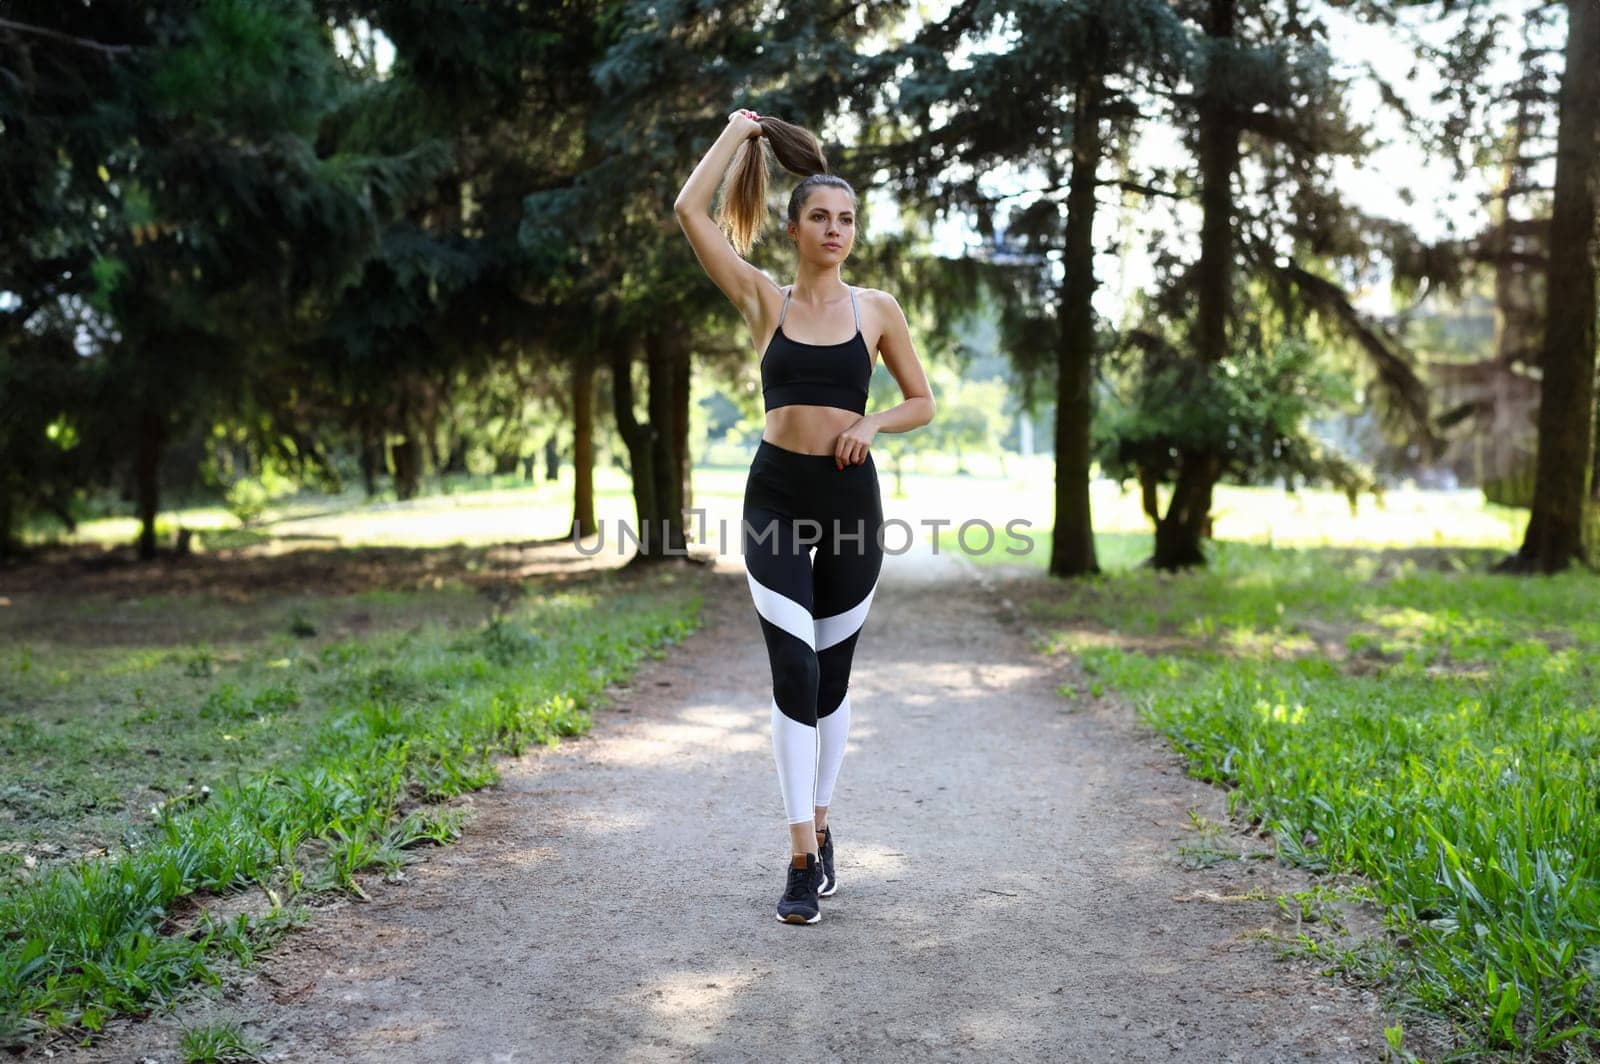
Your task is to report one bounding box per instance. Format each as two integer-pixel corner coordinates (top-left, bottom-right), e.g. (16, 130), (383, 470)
(815, 692), (851, 808)
(747, 569), (817, 650)
(771, 697), (819, 824)
(815, 579), (878, 651)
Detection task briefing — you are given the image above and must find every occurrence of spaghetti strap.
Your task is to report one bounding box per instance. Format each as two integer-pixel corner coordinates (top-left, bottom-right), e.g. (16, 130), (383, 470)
(777, 286), (792, 327)
(848, 286), (859, 332)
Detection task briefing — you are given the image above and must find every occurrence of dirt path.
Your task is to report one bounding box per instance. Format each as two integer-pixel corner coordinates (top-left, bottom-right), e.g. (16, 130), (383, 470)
(60, 543), (1395, 1063)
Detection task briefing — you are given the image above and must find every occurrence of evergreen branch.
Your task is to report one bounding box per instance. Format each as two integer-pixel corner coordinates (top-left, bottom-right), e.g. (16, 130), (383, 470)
(1123, 328), (1183, 362)
(1104, 178), (1185, 201)
(1358, 59), (1432, 148)
(1271, 259), (1437, 451)
(0, 17), (134, 55)
(1236, 110), (1321, 158)
(1435, 398), (1489, 431)
(1467, 248), (1549, 269)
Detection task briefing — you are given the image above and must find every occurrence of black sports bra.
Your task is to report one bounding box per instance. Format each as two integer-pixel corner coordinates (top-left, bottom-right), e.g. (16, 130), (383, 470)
(761, 285), (872, 415)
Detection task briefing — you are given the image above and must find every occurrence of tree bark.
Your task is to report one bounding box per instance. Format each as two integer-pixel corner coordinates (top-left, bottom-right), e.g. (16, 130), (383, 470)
(572, 356), (597, 538)
(1503, 0), (1599, 573)
(391, 436), (421, 501)
(443, 431), (469, 475)
(672, 335), (693, 517)
(1153, 452), (1220, 569)
(359, 416), (384, 499)
(610, 331), (687, 562)
(1592, 407), (1600, 503)
(646, 326), (687, 558)
(426, 425), (446, 477)
(1153, 0), (1238, 571)
(0, 480), (14, 562)
(134, 405), (166, 560)
(1050, 63), (1104, 579)
(1138, 465), (1160, 525)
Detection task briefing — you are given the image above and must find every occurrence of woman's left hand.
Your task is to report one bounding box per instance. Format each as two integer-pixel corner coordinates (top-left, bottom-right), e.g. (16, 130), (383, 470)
(834, 417), (878, 470)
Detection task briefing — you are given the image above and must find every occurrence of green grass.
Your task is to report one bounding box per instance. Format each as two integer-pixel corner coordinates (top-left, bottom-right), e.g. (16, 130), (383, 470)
(0, 587), (497, 874)
(177, 1019), (266, 1063)
(944, 496), (1525, 573)
(1016, 540), (1600, 1060)
(0, 568), (703, 1050)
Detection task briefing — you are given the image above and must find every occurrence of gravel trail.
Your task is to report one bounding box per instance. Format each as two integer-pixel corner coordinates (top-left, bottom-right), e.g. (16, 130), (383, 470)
(59, 543), (1394, 1063)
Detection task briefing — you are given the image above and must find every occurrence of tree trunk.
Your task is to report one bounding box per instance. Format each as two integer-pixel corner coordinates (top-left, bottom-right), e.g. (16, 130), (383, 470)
(1192, 1), (1236, 370)
(1138, 466), (1160, 525)
(1153, 0), (1238, 571)
(544, 432), (560, 481)
(572, 356), (597, 538)
(1153, 453), (1220, 569)
(443, 432), (469, 475)
(1050, 64), (1104, 579)
(391, 436), (421, 501)
(610, 335), (672, 561)
(1592, 407), (1600, 502)
(359, 419), (384, 499)
(427, 427), (446, 478)
(672, 335), (693, 517)
(646, 326), (687, 559)
(0, 482), (14, 562)
(608, 342), (652, 556)
(1503, 0), (1599, 573)
(135, 406), (166, 560)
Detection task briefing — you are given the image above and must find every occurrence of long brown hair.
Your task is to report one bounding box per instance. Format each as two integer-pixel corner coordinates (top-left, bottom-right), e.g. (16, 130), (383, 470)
(714, 117), (857, 257)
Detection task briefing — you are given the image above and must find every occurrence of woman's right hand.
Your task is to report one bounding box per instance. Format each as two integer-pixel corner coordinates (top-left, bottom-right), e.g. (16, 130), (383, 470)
(726, 109), (763, 140)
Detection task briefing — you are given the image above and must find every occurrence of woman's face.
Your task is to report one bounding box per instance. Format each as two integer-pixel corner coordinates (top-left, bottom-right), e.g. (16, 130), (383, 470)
(789, 187), (856, 265)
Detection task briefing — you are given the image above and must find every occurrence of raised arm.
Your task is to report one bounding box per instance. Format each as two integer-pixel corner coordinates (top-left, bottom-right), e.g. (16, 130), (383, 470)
(673, 114), (774, 326)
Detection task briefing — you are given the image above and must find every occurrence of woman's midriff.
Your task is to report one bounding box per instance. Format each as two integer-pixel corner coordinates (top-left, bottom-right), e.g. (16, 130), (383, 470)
(762, 405), (864, 456)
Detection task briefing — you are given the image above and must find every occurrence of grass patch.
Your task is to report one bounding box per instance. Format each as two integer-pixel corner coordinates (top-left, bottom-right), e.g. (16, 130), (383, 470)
(177, 1018), (267, 1063)
(0, 586), (493, 872)
(0, 567), (703, 1050)
(1020, 541), (1600, 1059)
(936, 481), (1525, 569)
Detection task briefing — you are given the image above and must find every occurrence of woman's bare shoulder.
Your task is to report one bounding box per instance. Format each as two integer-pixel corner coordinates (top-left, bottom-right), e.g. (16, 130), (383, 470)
(855, 287), (905, 328)
(856, 286), (902, 311)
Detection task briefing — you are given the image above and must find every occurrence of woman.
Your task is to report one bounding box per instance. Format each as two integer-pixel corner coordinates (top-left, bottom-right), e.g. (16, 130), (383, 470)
(673, 108), (936, 925)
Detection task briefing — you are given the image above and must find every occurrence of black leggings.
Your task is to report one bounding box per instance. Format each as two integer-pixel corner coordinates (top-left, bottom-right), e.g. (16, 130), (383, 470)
(742, 438), (884, 825)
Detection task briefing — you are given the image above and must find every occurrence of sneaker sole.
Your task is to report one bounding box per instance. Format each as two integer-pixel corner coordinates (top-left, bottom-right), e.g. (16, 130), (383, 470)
(818, 880), (838, 897)
(777, 910), (821, 924)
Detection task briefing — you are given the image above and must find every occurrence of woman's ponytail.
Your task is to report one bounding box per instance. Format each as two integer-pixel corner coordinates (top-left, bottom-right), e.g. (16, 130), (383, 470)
(714, 116), (830, 257)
